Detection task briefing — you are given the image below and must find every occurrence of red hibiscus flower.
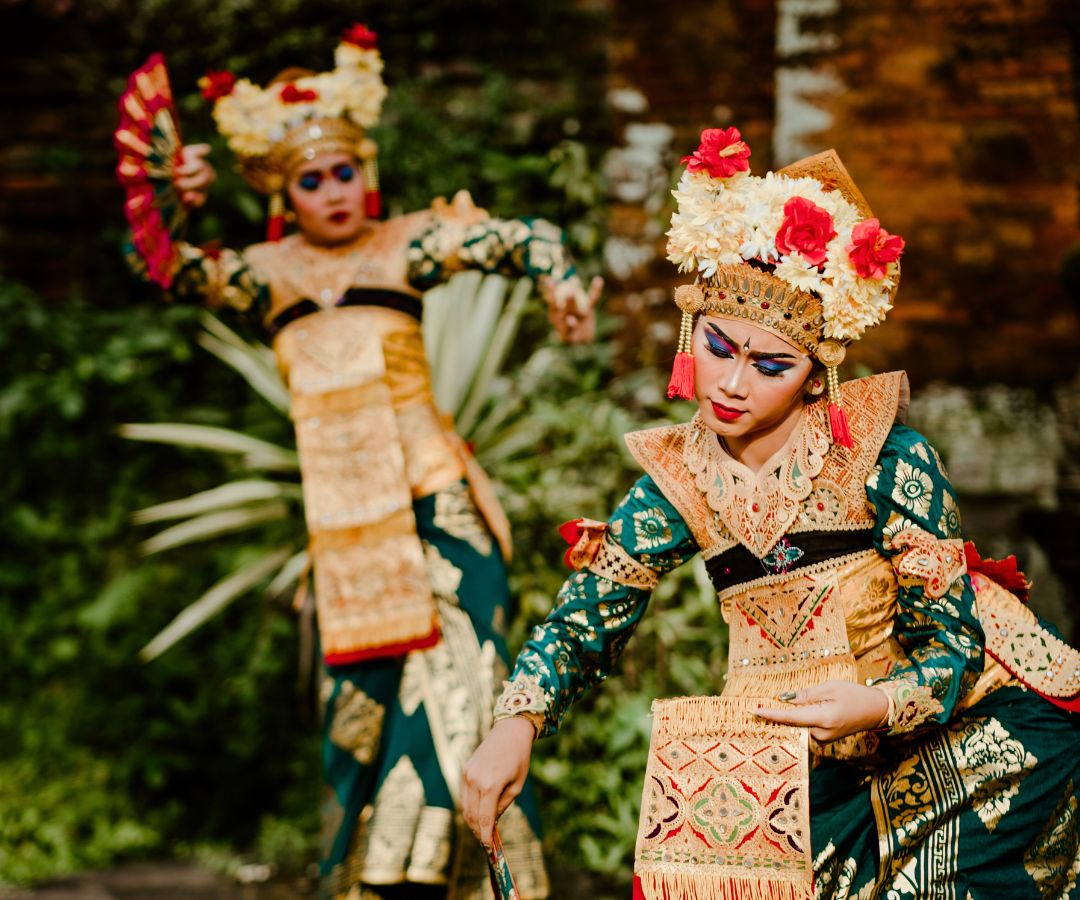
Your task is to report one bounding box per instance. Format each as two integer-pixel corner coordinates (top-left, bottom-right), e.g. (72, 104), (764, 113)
(343, 23), (378, 49)
(846, 217), (905, 280)
(681, 127), (751, 179)
(280, 83), (319, 104)
(198, 70), (236, 102)
(775, 196), (837, 267)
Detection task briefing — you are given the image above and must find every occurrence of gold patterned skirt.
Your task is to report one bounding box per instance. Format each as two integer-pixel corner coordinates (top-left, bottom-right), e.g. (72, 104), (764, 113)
(320, 481), (549, 899)
(809, 683), (1080, 900)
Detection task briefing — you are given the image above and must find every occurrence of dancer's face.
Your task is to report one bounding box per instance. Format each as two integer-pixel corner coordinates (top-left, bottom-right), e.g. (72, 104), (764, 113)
(287, 151), (368, 245)
(693, 315), (814, 442)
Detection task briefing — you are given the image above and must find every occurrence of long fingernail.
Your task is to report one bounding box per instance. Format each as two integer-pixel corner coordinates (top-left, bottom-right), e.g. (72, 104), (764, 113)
(778, 691), (796, 701)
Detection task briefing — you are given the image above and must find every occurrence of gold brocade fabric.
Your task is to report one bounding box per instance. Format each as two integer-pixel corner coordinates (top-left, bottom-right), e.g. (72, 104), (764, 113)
(247, 226), (509, 660)
(636, 697), (814, 900)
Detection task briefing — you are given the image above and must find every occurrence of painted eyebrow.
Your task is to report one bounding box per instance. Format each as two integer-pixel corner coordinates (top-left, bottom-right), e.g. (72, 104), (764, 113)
(707, 323), (798, 360)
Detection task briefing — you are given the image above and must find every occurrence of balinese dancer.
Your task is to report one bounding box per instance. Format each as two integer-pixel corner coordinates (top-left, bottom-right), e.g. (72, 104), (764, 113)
(115, 24), (602, 899)
(463, 128), (1080, 899)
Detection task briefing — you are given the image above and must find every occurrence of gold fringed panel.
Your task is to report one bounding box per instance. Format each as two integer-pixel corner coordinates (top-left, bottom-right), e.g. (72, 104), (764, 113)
(635, 696), (814, 900)
(723, 661), (862, 699)
(636, 871), (814, 900)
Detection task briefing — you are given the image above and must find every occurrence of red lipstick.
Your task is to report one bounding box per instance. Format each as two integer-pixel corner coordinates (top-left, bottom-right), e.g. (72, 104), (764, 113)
(329, 211), (350, 224)
(711, 401), (746, 422)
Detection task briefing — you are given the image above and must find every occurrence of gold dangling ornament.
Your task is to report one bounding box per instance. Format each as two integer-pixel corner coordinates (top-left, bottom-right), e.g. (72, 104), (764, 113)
(816, 338), (853, 448)
(667, 283), (706, 400)
(360, 138), (380, 219)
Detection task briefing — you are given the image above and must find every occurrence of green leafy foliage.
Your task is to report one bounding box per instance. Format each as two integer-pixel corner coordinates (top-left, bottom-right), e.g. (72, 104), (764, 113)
(0, 0), (715, 891)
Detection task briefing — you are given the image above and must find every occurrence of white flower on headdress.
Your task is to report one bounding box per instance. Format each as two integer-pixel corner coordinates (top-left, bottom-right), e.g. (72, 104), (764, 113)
(773, 255), (823, 293)
(739, 227), (778, 263)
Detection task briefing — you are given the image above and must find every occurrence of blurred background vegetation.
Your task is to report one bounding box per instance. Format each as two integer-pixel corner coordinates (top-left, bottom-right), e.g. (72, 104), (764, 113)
(4, 0), (1080, 895)
(0, 0), (718, 893)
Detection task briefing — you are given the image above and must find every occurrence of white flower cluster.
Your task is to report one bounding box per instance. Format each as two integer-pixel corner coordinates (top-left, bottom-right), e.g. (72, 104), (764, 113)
(666, 168), (897, 341)
(213, 43), (387, 159)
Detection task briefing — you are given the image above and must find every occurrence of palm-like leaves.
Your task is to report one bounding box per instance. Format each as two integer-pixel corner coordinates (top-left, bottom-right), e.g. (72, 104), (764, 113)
(126, 273), (531, 659)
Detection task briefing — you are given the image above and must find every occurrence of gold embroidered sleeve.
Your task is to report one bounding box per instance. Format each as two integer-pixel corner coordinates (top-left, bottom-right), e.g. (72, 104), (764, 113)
(873, 677), (945, 735)
(407, 212), (576, 290)
(493, 675), (550, 737)
(867, 426), (985, 727)
(501, 475), (698, 737)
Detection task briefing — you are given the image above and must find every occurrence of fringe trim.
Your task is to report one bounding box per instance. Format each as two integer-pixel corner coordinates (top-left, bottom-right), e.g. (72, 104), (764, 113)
(722, 661), (859, 697)
(634, 870), (814, 900)
(667, 351), (696, 400)
(651, 695), (804, 738)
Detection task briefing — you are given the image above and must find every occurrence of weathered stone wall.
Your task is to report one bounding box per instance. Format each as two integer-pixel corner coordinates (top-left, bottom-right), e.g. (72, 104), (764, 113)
(602, 0), (1080, 387)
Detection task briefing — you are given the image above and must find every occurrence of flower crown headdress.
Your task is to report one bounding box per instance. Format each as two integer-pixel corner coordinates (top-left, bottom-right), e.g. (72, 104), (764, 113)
(665, 127), (905, 447)
(199, 24), (388, 239)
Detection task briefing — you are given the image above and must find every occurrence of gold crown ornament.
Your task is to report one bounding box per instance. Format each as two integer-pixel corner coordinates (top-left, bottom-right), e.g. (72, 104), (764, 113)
(665, 127), (905, 447)
(199, 23), (387, 239)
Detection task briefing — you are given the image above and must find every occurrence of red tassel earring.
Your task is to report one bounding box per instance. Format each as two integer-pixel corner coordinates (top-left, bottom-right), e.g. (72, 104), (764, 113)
(825, 362), (853, 449)
(267, 191), (285, 242)
(666, 309), (696, 400)
(363, 150), (381, 220)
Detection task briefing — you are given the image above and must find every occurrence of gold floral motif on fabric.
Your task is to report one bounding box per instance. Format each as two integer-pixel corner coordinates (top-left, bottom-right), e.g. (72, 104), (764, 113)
(345, 756), (427, 885)
(625, 372), (908, 561)
(434, 480), (493, 557)
(870, 725), (965, 899)
(1024, 779), (1080, 898)
(812, 841), (874, 900)
(972, 573), (1080, 701)
(950, 716), (1038, 833)
(329, 682), (386, 765)
(422, 541), (464, 603)
(888, 528), (966, 599)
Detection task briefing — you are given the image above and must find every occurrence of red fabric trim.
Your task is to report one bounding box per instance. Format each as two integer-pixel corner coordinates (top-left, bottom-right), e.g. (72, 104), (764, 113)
(559, 518), (585, 568)
(323, 627), (440, 665)
(986, 647), (1080, 713)
(964, 541), (1031, 603)
(632, 875), (646, 900)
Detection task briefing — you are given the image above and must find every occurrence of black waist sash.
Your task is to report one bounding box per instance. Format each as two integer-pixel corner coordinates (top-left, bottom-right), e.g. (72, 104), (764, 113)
(268, 287), (423, 337)
(706, 528), (876, 593)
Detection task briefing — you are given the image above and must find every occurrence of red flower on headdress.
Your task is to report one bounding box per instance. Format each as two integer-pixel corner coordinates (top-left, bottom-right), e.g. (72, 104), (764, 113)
(775, 196), (837, 268)
(198, 70), (237, 102)
(280, 83), (320, 104)
(846, 217), (905, 280)
(681, 127), (751, 179)
(343, 23), (378, 49)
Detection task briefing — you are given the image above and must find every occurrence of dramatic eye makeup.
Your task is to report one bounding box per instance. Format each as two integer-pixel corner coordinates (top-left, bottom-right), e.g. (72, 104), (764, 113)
(704, 326), (735, 358)
(332, 163), (356, 182)
(705, 323), (799, 376)
(297, 171), (323, 191)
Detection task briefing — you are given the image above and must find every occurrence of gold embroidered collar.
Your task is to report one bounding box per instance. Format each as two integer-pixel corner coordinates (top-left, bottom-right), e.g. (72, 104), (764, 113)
(682, 406), (832, 558)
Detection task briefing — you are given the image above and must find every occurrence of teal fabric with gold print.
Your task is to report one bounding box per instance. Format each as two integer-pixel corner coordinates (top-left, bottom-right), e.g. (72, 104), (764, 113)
(321, 481), (548, 898)
(503, 424), (1080, 898)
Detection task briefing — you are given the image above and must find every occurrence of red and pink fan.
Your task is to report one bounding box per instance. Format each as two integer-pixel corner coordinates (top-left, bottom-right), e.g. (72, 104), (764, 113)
(114, 54), (185, 289)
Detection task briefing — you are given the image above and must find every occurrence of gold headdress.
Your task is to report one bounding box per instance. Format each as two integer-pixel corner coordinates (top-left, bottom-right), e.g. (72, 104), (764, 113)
(666, 128), (905, 447)
(199, 24), (387, 239)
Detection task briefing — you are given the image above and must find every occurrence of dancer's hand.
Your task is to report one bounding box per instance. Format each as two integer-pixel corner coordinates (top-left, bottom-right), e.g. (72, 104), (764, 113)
(755, 679), (890, 742)
(542, 274), (603, 344)
(461, 716), (535, 849)
(173, 144), (215, 208)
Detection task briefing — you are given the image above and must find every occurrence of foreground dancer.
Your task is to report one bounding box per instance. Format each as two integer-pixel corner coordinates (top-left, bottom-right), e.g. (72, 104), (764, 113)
(463, 129), (1080, 899)
(115, 24), (604, 899)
